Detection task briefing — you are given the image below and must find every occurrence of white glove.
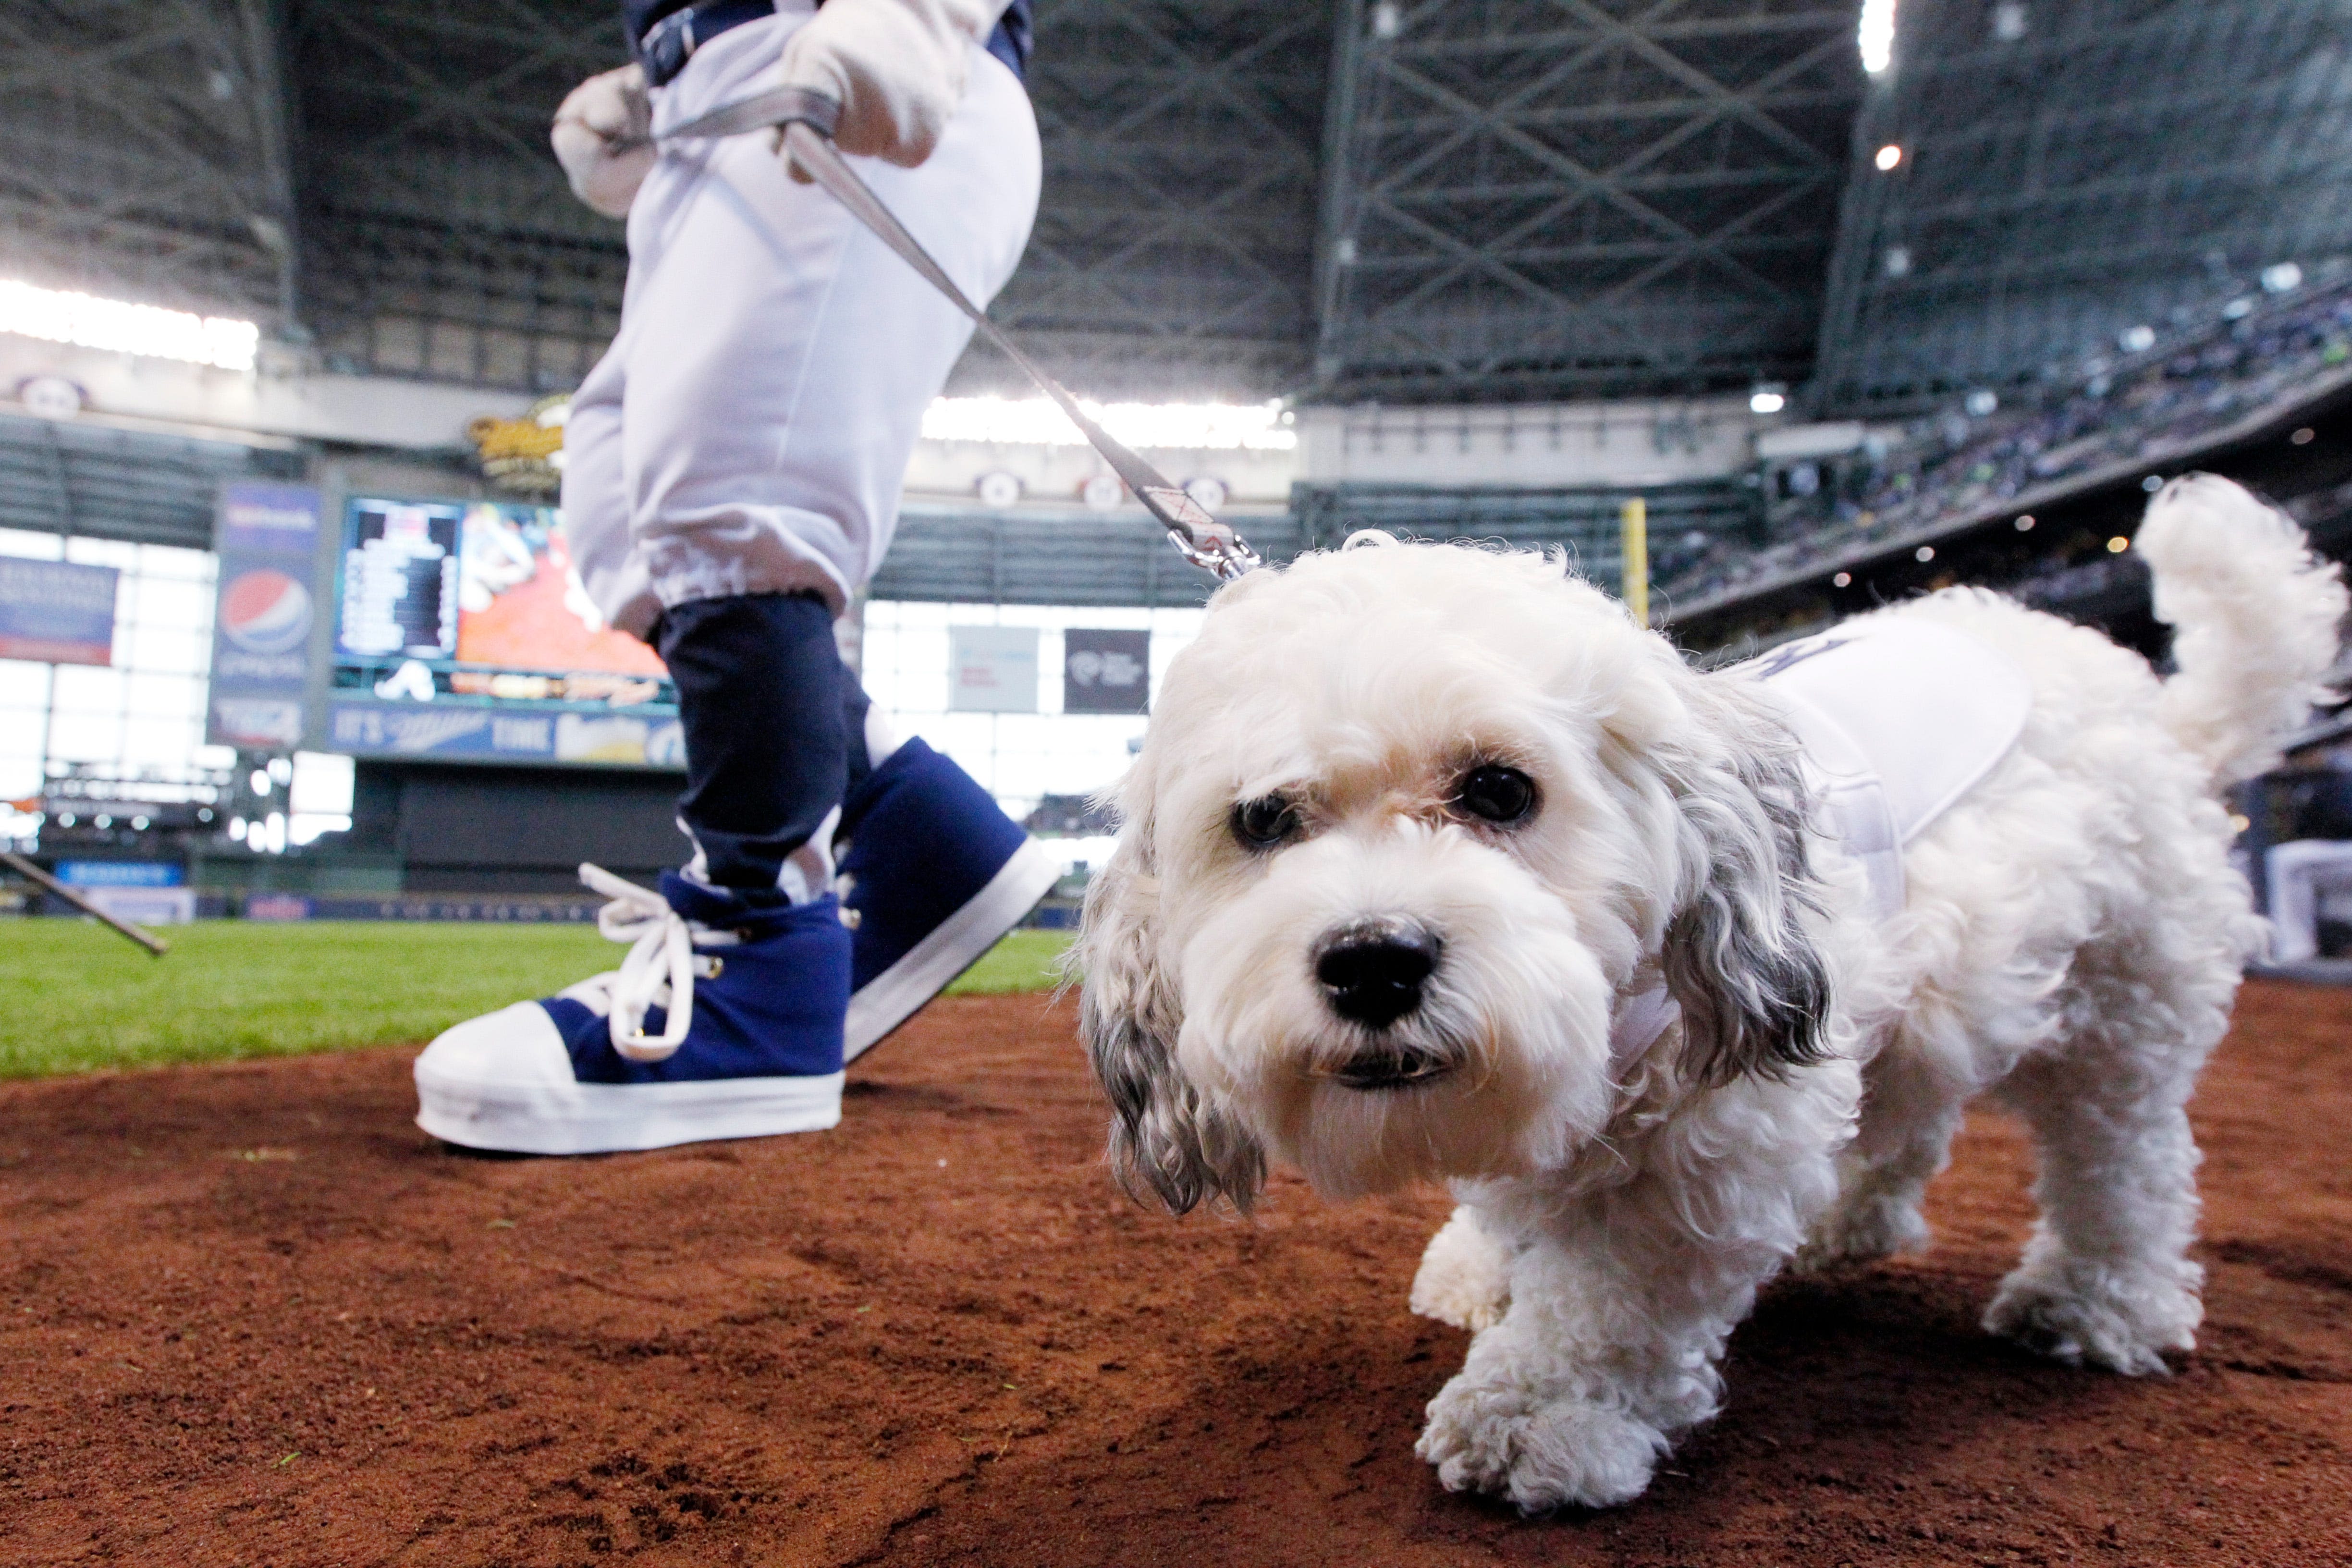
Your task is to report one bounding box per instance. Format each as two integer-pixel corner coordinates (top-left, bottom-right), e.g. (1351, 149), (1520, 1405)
(551, 64), (655, 219)
(773, 0), (1004, 172)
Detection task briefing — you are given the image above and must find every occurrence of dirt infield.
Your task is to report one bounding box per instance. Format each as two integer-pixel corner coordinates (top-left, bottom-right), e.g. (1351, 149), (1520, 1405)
(4, 982), (2348, 1567)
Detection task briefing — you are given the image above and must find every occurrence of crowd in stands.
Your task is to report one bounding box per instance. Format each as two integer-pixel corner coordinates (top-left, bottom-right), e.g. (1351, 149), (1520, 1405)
(1659, 267), (2352, 610)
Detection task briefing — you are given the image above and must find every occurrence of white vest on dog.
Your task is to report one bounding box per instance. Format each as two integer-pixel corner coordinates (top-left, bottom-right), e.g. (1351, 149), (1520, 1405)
(1752, 617), (2034, 919)
(1608, 617), (2034, 1069)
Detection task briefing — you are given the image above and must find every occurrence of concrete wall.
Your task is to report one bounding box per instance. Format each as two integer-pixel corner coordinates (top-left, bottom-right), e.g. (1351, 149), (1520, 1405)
(3, 337), (1787, 505)
(1296, 394), (1778, 488)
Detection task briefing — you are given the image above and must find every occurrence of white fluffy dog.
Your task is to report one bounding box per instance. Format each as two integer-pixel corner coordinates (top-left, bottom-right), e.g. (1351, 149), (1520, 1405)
(1075, 474), (2344, 1510)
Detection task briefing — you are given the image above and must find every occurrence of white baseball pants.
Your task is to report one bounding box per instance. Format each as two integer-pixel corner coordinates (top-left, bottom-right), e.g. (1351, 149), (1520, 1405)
(563, 5), (1042, 637)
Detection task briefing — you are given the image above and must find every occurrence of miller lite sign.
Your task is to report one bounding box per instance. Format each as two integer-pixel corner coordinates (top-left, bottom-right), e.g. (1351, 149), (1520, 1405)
(207, 482), (322, 749)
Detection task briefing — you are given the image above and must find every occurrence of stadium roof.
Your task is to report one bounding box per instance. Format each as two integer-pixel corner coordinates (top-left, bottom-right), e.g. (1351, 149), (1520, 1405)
(5, 2), (2349, 411)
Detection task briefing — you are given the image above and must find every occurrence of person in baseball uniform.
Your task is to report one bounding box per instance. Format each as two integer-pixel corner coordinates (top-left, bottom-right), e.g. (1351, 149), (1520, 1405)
(415, 0), (1059, 1154)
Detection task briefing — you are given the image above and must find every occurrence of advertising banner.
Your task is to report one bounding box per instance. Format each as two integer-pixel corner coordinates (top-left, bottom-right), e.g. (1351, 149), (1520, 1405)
(208, 482), (323, 749)
(947, 625), (1039, 713)
(56, 861), (184, 888)
(1062, 627), (1151, 715)
(326, 699), (684, 767)
(0, 558), (119, 665)
(83, 887), (197, 926)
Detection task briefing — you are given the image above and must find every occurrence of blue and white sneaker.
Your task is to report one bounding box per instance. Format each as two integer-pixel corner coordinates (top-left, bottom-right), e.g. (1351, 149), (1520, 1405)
(414, 866), (849, 1154)
(836, 737), (1062, 1061)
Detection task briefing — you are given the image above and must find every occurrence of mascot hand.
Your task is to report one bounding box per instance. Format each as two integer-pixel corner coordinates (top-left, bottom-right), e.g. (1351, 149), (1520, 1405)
(551, 63), (654, 219)
(772, 0), (1000, 173)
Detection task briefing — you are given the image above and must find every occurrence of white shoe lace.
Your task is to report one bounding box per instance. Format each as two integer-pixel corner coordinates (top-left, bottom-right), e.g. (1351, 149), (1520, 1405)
(832, 864), (861, 929)
(571, 863), (742, 1064)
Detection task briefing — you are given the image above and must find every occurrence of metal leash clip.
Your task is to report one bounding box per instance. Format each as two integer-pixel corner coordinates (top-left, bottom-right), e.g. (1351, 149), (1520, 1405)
(641, 87), (1264, 584)
(1139, 487), (1261, 582)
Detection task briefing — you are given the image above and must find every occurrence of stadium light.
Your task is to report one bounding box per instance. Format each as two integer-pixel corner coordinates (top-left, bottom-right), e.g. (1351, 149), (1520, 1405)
(1859, 0), (1897, 74)
(922, 395), (1298, 452)
(0, 278), (258, 371)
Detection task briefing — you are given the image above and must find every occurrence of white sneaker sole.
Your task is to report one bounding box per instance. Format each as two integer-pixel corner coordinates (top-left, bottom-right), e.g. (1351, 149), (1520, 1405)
(416, 1063), (844, 1155)
(843, 835), (1063, 1063)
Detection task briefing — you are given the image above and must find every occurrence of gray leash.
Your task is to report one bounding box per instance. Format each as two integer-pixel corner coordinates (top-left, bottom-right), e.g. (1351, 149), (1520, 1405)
(637, 86), (1262, 583)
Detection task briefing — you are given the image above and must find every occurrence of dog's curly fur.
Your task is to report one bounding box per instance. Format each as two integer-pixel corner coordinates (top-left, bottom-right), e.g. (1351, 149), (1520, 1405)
(1075, 474), (2345, 1510)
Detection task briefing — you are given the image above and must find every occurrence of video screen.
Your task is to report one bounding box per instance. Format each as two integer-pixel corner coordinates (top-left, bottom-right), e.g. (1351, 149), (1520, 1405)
(327, 497), (681, 768)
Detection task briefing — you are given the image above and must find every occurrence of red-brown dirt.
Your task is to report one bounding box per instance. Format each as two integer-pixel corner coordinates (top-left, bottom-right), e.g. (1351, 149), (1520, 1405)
(4, 982), (2348, 1567)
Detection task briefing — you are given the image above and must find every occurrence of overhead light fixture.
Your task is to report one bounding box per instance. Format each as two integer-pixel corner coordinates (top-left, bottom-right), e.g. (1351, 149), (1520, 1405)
(1874, 143), (1903, 171)
(1859, 0), (1897, 74)
(1749, 388), (1786, 415)
(0, 278), (258, 370)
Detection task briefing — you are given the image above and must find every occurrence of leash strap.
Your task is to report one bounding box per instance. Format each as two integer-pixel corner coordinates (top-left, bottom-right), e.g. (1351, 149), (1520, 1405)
(649, 88), (1262, 582)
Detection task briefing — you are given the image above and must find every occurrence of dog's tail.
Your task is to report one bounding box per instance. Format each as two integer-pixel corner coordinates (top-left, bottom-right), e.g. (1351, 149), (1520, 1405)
(2137, 473), (2347, 784)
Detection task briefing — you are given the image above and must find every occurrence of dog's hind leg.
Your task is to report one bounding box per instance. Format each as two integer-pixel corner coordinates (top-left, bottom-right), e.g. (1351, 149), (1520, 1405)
(1982, 959), (2231, 1374)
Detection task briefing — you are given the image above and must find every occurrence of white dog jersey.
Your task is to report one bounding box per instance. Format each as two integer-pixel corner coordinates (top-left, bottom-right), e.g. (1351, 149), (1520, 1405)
(1607, 618), (2034, 1067)
(1751, 617), (2034, 919)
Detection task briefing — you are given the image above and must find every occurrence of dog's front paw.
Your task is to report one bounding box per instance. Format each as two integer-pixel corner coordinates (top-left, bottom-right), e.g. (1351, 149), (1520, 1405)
(1417, 1372), (1666, 1511)
(1410, 1206), (1510, 1332)
(1984, 1261), (2199, 1377)
(1792, 1192), (1930, 1274)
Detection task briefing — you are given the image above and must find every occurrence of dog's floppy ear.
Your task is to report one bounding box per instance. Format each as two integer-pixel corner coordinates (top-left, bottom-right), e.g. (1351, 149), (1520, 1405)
(1075, 793), (1267, 1215)
(1654, 672), (1835, 1088)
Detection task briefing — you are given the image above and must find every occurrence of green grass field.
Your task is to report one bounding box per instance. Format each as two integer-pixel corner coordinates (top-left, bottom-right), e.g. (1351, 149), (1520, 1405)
(0, 920), (1071, 1080)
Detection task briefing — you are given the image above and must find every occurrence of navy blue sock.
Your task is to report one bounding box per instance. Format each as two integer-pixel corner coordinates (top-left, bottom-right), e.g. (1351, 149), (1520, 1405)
(656, 592), (845, 902)
(839, 660), (875, 803)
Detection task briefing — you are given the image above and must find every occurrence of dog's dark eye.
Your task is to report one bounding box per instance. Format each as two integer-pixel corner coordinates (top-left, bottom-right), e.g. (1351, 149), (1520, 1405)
(1453, 764), (1536, 825)
(1231, 795), (1300, 849)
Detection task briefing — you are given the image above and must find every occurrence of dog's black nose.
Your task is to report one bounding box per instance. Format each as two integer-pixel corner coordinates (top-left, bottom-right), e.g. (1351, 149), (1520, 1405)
(1316, 927), (1441, 1029)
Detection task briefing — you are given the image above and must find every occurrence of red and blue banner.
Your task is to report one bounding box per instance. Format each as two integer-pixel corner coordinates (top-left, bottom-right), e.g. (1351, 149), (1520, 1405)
(0, 557), (119, 665)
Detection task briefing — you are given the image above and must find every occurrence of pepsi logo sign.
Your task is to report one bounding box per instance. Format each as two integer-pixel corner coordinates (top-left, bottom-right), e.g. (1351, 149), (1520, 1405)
(220, 569), (313, 655)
